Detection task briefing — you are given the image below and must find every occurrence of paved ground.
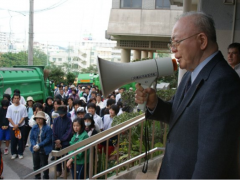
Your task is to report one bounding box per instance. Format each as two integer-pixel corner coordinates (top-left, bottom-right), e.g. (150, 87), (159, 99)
(1, 144), (71, 179)
(2, 145), (33, 179)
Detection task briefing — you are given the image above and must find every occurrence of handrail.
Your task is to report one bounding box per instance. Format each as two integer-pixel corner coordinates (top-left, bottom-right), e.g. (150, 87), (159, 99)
(23, 114), (146, 179)
(92, 147), (165, 179)
(52, 114), (144, 156)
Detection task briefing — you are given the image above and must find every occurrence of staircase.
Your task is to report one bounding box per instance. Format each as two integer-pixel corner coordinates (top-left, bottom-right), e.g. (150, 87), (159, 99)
(23, 114), (166, 179)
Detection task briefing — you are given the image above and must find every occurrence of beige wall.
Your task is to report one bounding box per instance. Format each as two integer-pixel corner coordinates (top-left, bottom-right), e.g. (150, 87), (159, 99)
(217, 30), (240, 60)
(107, 9), (182, 37)
(200, 0), (240, 60)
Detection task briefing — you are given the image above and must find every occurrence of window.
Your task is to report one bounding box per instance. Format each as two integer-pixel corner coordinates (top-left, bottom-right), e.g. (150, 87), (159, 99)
(58, 58), (62, 61)
(156, 0), (170, 9)
(73, 64), (78, 69)
(121, 0), (142, 9)
(68, 57), (71, 61)
(52, 58), (56, 61)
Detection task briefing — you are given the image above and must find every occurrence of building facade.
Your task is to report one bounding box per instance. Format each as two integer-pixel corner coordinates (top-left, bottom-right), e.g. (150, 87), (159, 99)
(107, 0), (184, 62)
(107, 0), (240, 62)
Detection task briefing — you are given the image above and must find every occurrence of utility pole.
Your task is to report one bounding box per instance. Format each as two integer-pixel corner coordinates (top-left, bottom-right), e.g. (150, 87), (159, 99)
(28, 0), (34, 65)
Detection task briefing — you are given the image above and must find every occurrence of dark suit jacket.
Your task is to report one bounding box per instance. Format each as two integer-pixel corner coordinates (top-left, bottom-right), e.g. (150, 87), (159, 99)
(148, 52), (240, 178)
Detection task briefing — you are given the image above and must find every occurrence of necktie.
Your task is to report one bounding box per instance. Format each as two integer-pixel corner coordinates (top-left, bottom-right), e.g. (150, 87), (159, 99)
(184, 76), (192, 96)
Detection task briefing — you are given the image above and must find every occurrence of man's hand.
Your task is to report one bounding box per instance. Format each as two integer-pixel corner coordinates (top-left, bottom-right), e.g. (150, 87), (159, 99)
(13, 124), (19, 130)
(135, 83), (158, 110)
(55, 139), (61, 145)
(55, 139), (62, 149)
(55, 143), (62, 149)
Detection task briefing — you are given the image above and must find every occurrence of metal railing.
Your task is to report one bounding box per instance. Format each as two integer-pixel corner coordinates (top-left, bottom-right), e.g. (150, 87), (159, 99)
(23, 114), (167, 179)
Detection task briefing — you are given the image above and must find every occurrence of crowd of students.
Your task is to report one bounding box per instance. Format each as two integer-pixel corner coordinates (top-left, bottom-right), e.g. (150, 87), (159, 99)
(0, 84), (129, 179)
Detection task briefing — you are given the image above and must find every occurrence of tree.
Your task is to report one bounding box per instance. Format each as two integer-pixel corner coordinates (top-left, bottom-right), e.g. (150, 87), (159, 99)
(0, 49), (47, 67)
(0, 51), (27, 67)
(66, 72), (76, 85)
(33, 49), (47, 66)
(81, 65), (98, 74)
(48, 66), (66, 85)
(62, 62), (72, 74)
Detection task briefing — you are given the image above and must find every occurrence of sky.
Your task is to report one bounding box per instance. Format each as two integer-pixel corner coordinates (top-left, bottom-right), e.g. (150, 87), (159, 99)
(0, 0), (112, 47)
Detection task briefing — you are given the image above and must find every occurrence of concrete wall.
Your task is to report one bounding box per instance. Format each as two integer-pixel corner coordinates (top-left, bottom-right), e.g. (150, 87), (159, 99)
(107, 9), (182, 37)
(199, 0), (240, 59)
(110, 155), (163, 179)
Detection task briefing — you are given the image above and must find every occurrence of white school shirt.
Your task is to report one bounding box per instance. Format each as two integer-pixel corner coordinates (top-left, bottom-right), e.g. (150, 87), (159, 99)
(116, 93), (121, 104)
(103, 114), (113, 130)
(93, 113), (103, 130)
(6, 104), (28, 127)
(96, 101), (105, 109)
(20, 96), (26, 105)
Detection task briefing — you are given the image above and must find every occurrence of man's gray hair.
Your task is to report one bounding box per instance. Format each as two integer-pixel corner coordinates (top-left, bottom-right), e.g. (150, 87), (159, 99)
(179, 11), (217, 43)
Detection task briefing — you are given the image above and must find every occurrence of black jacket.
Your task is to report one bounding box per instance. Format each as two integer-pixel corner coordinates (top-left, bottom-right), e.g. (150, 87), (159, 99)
(0, 107), (9, 127)
(148, 52), (240, 179)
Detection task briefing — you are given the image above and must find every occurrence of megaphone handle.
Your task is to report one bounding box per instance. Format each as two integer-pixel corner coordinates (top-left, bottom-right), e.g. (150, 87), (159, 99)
(138, 94), (148, 112)
(137, 78), (156, 112)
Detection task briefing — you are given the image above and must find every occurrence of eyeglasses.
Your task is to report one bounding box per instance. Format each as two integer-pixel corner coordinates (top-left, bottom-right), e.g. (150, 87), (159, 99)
(168, 33), (200, 52)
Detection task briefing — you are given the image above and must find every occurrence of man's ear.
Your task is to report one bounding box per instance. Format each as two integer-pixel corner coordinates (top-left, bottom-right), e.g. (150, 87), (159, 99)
(198, 33), (208, 50)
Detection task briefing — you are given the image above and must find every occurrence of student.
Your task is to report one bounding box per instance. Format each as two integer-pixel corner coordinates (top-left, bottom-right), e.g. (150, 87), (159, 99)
(87, 103), (103, 131)
(6, 93), (28, 159)
(88, 98), (100, 115)
(66, 118), (89, 179)
(43, 96), (54, 119)
(116, 87), (124, 104)
(3, 94), (11, 105)
(68, 85), (76, 97)
(69, 89), (80, 101)
(78, 86), (85, 97)
(103, 105), (119, 130)
(70, 100), (82, 122)
(100, 99), (116, 117)
(29, 103), (51, 127)
(67, 97), (74, 113)
(23, 96), (35, 148)
(110, 94), (116, 100)
(96, 94), (105, 109)
(84, 113), (99, 137)
(0, 100), (10, 155)
(76, 107), (86, 119)
(30, 111), (52, 179)
(83, 88), (90, 102)
(117, 101), (123, 116)
(53, 105), (72, 177)
(100, 105), (119, 157)
(88, 91), (97, 102)
(51, 99), (61, 127)
(13, 89), (26, 105)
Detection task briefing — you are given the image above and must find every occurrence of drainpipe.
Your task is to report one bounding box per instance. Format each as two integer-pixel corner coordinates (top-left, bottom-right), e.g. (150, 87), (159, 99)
(177, 0), (191, 85)
(231, 0), (237, 43)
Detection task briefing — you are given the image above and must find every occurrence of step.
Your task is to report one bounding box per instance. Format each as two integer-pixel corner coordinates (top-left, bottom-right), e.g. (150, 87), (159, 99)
(135, 170), (157, 179)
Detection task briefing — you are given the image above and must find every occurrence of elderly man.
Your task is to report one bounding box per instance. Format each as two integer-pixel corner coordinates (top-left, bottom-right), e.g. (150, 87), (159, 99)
(227, 42), (240, 77)
(135, 12), (240, 178)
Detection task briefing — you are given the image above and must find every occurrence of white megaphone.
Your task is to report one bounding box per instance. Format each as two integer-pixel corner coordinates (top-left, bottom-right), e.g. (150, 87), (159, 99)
(97, 57), (177, 111)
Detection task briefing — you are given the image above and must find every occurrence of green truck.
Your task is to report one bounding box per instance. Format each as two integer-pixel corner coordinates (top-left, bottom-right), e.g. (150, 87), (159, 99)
(0, 66), (55, 102)
(77, 73), (136, 91)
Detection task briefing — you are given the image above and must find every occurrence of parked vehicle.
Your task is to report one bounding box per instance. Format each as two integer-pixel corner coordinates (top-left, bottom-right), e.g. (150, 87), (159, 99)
(77, 73), (135, 91)
(0, 66), (54, 102)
